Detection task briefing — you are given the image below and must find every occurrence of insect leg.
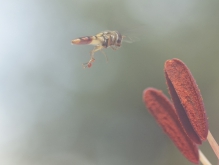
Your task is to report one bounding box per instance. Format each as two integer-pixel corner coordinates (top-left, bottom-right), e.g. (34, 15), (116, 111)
(100, 50), (108, 62)
(82, 46), (103, 68)
(110, 45), (119, 50)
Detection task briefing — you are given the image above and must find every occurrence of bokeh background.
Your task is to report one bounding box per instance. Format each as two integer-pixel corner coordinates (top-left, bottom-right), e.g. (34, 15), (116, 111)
(0, 0), (219, 164)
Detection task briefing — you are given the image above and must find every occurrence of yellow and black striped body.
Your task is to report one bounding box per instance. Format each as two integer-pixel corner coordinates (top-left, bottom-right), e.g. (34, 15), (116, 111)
(71, 30), (124, 68)
(72, 31), (123, 49)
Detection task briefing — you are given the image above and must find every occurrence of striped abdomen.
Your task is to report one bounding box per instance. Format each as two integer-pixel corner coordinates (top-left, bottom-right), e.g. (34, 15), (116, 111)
(71, 36), (93, 45)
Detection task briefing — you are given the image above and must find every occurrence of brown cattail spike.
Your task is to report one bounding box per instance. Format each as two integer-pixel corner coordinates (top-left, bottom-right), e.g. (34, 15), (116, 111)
(143, 88), (199, 164)
(164, 59), (208, 144)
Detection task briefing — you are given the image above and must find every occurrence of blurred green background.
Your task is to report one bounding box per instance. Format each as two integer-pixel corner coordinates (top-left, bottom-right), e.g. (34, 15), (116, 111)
(0, 0), (219, 164)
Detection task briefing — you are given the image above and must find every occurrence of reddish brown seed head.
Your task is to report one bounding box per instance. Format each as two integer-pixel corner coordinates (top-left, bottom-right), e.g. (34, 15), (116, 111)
(71, 36), (92, 45)
(164, 58), (208, 144)
(143, 88), (199, 164)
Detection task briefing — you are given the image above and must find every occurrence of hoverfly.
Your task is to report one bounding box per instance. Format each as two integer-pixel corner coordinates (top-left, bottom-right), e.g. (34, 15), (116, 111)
(71, 30), (133, 68)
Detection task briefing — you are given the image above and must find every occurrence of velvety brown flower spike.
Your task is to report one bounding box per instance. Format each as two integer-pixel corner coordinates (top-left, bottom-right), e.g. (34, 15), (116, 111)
(164, 59), (208, 144)
(143, 58), (219, 164)
(143, 88), (199, 164)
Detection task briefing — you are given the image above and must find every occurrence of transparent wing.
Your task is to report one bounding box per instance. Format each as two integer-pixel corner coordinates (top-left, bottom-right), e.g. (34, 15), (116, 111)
(122, 35), (140, 43)
(121, 24), (146, 44)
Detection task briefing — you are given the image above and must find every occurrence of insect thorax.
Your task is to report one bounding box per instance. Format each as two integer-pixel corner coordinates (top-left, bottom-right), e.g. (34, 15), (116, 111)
(101, 31), (122, 48)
